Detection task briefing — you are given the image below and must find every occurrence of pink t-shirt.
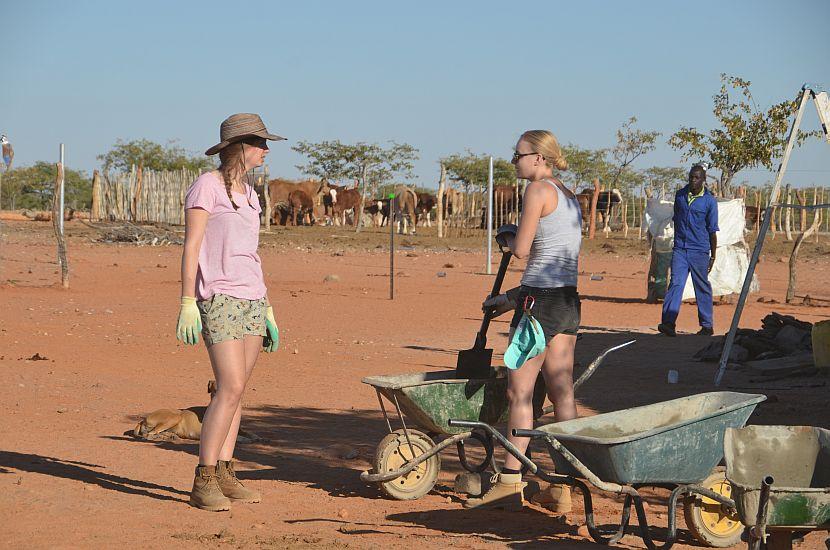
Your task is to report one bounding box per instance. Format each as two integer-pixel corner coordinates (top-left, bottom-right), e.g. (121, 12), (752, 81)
(185, 172), (266, 301)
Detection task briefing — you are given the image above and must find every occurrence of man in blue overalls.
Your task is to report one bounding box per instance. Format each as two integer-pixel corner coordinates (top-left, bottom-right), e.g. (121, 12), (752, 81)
(658, 164), (718, 337)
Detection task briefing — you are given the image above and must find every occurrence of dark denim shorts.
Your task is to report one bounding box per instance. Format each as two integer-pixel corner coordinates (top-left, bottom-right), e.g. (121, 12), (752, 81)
(509, 285), (581, 341)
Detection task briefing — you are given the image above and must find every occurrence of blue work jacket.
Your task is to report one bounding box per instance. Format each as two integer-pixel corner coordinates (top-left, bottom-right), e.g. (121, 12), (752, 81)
(673, 185), (719, 252)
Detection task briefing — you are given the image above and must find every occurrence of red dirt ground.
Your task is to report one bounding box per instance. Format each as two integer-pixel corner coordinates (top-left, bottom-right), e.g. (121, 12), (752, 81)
(1, 217), (828, 549)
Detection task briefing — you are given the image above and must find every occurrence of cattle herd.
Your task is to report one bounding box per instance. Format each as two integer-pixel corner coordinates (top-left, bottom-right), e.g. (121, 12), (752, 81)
(265, 178), (626, 234)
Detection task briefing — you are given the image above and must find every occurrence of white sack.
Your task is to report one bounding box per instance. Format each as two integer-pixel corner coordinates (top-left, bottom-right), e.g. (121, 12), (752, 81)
(645, 196), (759, 300)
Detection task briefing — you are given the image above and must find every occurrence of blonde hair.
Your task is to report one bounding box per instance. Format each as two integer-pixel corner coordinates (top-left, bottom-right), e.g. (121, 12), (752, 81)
(218, 143), (247, 210)
(520, 130), (568, 171)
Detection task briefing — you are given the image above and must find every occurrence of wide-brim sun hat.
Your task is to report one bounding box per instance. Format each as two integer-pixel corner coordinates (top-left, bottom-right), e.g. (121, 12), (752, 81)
(205, 113), (285, 156)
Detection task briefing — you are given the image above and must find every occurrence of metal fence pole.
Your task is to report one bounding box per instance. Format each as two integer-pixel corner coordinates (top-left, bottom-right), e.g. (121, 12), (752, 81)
(486, 156), (493, 274)
(714, 87), (811, 386)
(390, 194), (395, 300)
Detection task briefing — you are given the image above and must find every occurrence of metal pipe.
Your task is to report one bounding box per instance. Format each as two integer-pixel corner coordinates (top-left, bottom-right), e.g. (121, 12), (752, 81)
(374, 389), (393, 434)
(542, 340), (635, 415)
(448, 419), (539, 474)
(389, 194), (394, 300)
(774, 202), (830, 210)
(749, 475), (774, 550)
(715, 87), (812, 386)
(360, 431), (471, 482)
(392, 393), (416, 458)
(486, 156), (493, 274)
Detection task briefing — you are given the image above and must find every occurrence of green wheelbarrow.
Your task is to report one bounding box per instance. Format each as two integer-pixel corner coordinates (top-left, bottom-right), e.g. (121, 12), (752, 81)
(450, 391), (766, 549)
(359, 340), (635, 500)
(724, 425), (830, 550)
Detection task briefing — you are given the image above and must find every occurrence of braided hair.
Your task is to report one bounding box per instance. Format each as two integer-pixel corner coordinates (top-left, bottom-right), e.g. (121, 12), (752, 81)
(218, 143), (247, 210)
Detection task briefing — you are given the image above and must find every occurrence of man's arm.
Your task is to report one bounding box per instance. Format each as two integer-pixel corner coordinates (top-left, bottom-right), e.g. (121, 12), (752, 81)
(706, 197), (719, 273)
(708, 232), (717, 273)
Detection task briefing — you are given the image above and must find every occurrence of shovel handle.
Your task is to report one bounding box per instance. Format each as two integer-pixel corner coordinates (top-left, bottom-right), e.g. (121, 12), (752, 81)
(475, 251), (513, 348)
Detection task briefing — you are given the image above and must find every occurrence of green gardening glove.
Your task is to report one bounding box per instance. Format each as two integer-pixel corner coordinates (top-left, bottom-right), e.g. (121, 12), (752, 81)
(263, 306), (279, 352)
(176, 296), (202, 345)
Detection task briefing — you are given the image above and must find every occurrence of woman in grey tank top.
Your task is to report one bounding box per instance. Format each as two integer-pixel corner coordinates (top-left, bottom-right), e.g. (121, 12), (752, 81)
(466, 130), (582, 513)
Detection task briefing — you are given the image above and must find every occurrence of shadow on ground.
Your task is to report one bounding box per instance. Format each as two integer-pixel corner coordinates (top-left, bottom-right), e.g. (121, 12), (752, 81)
(0, 450), (188, 502)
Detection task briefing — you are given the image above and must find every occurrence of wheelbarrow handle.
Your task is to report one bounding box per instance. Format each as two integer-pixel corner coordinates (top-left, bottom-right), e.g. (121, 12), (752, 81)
(512, 428), (548, 439)
(448, 419), (538, 474)
(541, 339), (636, 416)
(749, 475), (774, 550)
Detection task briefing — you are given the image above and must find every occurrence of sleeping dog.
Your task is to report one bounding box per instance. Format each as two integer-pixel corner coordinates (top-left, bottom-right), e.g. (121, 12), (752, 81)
(132, 380), (262, 442)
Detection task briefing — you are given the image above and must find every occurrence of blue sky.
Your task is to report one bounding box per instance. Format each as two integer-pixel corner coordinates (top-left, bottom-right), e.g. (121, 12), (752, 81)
(3, 0), (829, 189)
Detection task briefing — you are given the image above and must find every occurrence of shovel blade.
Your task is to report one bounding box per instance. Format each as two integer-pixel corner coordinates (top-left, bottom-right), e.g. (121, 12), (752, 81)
(456, 347), (494, 379)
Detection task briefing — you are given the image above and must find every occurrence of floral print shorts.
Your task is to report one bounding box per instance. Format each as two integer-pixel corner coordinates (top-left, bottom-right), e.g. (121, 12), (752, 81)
(196, 294), (267, 346)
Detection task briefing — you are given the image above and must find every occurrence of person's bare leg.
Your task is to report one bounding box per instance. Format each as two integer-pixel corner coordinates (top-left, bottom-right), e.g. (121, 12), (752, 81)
(503, 348), (546, 472)
(198, 339), (247, 466)
(217, 335), (261, 461)
(530, 332), (578, 513)
(541, 333), (577, 423)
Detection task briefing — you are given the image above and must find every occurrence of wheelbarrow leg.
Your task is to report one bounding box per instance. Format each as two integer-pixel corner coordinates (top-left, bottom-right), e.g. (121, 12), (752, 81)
(628, 487), (686, 550)
(392, 394), (417, 458)
(573, 477), (632, 546)
(374, 389), (393, 434)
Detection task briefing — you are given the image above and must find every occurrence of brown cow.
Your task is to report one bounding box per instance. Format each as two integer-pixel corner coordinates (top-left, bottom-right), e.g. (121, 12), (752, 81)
(442, 188), (463, 218)
(574, 188), (622, 228)
(332, 187), (363, 226)
(365, 198), (389, 227)
(268, 178), (329, 225)
(415, 193), (437, 227)
(288, 189), (314, 226)
(394, 185), (418, 234)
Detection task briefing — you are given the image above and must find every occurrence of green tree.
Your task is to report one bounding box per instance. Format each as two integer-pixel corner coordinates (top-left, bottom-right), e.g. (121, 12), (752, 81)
(98, 138), (213, 172)
(607, 117), (660, 196)
(292, 140), (419, 230)
(668, 74), (815, 197)
(559, 144), (612, 192)
(441, 151), (515, 191)
(642, 166), (687, 198)
(0, 162), (91, 210)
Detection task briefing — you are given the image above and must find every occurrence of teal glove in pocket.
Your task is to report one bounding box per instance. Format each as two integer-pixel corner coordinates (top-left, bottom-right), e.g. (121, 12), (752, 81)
(263, 306), (279, 352)
(504, 296), (545, 370)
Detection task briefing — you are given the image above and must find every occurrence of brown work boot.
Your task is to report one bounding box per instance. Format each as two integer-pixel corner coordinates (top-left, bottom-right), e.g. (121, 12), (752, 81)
(189, 465), (231, 512)
(216, 460), (261, 503)
(463, 472), (526, 511)
(530, 483), (572, 514)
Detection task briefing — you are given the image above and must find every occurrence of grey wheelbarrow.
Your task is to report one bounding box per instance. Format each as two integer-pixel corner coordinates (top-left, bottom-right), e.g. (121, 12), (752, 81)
(450, 391), (766, 549)
(360, 341), (635, 500)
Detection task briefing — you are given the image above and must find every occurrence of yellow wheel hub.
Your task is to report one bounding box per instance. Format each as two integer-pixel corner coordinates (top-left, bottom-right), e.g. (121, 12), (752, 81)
(386, 441), (427, 489)
(697, 477), (741, 536)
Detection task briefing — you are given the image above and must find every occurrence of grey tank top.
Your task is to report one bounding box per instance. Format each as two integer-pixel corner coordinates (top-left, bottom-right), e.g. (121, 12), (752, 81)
(521, 179), (583, 288)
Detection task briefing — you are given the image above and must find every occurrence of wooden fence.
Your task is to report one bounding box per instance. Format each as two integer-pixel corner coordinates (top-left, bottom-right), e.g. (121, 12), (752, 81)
(91, 166), (199, 224)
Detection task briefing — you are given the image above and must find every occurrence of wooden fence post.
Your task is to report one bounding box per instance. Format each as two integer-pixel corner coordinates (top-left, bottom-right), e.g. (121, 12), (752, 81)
(622, 200), (629, 238)
(787, 189), (823, 303)
(91, 170), (101, 221)
(264, 166), (271, 231)
(588, 178), (599, 240)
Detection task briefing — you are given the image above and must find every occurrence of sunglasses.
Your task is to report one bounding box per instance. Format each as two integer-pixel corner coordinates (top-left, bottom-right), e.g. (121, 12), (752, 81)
(512, 151), (538, 162)
(242, 136), (268, 149)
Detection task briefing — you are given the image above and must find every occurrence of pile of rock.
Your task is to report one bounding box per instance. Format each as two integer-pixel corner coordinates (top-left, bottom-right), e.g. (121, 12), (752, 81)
(694, 312), (813, 364)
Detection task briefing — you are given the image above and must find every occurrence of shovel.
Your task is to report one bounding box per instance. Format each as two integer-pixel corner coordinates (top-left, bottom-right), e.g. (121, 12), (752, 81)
(456, 249), (513, 378)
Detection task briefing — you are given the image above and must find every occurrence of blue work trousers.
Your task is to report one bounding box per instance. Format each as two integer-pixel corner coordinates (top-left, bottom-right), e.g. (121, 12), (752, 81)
(661, 248), (713, 329)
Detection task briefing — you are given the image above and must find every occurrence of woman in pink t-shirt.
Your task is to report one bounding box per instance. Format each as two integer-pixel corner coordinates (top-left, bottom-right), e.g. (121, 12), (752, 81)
(175, 113), (285, 511)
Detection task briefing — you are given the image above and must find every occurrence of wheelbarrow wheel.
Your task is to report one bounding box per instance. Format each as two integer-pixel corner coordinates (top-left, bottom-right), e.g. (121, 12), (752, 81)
(374, 429), (440, 500)
(683, 470), (743, 548)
